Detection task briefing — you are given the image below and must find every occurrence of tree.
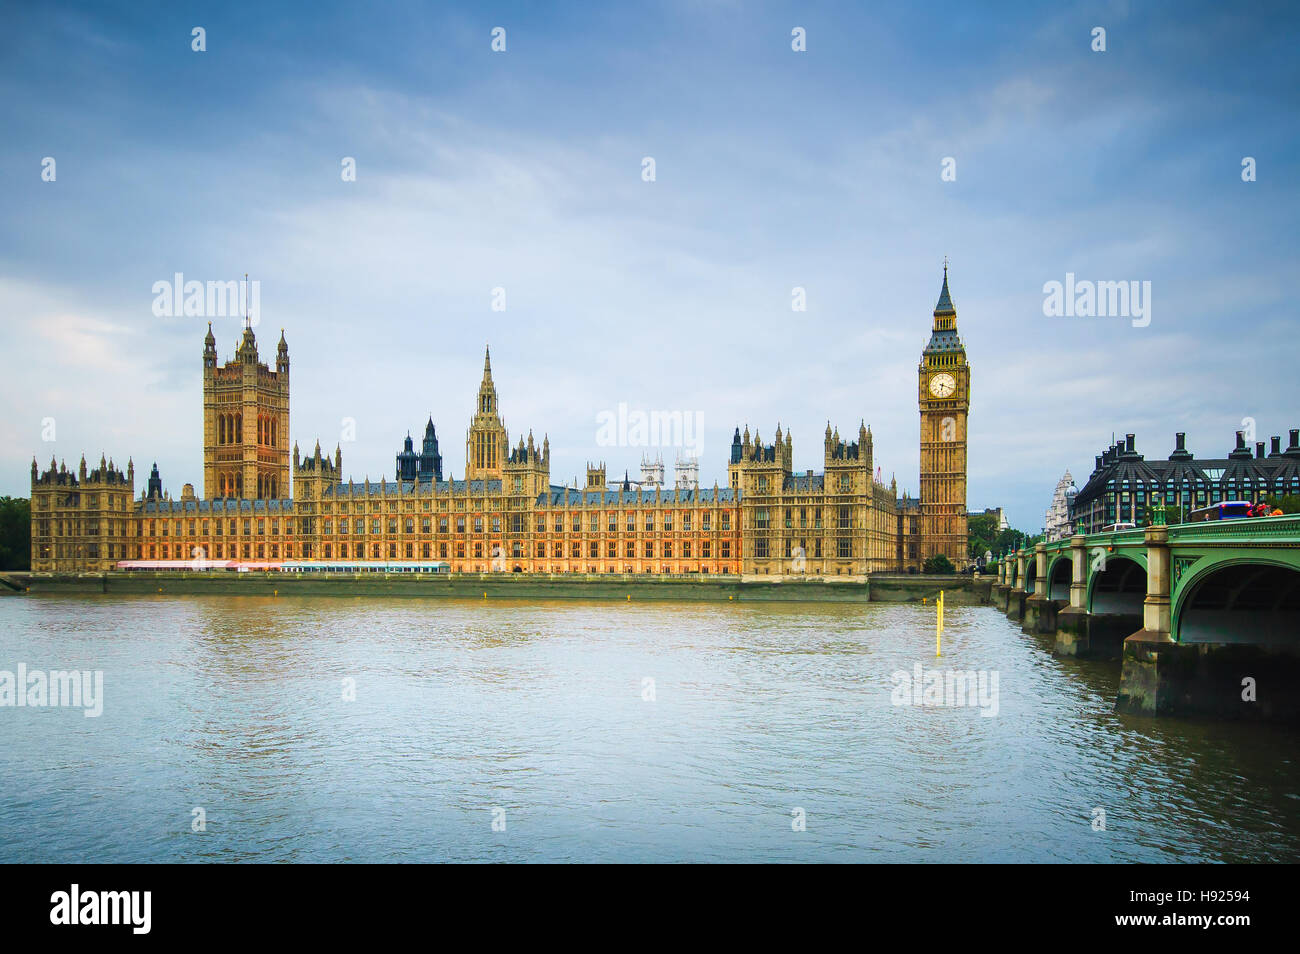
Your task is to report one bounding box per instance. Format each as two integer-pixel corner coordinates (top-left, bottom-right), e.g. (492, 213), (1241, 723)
(923, 554), (956, 575)
(0, 497), (31, 570)
(966, 512), (998, 560)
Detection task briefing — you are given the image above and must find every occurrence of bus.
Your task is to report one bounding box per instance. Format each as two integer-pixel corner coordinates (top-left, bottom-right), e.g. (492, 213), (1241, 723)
(1188, 501), (1253, 522)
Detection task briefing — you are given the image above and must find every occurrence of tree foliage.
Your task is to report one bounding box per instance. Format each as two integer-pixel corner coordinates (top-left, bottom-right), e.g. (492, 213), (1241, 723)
(922, 554), (956, 575)
(0, 497), (31, 570)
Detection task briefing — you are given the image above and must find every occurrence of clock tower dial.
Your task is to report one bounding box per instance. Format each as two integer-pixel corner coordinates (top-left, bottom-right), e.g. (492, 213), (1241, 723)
(928, 372), (956, 398)
(916, 264), (970, 570)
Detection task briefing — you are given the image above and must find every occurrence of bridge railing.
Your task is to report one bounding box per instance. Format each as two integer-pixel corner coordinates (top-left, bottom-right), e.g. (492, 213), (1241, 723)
(1167, 513), (1300, 544)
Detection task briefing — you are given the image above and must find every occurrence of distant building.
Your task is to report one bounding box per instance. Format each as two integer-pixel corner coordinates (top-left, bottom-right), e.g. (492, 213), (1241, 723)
(979, 506), (1009, 532)
(1071, 430), (1300, 533)
(1044, 471), (1078, 541)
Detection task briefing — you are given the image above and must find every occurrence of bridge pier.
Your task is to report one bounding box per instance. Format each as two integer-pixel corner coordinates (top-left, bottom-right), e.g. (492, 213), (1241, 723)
(992, 558), (1011, 612)
(1022, 543), (1058, 635)
(1055, 535), (1091, 655)
(1005, 550), (1028, 622)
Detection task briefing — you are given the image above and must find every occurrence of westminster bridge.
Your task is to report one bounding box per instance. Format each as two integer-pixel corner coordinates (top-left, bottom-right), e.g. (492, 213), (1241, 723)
(995, 514), (1300, 719)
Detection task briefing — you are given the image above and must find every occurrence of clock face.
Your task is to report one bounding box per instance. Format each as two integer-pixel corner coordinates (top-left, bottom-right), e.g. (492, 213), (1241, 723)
(929, 372), (957, 398)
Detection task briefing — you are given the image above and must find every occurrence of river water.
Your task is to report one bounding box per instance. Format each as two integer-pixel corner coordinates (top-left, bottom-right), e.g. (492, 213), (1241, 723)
(0, 594), (1296, 863)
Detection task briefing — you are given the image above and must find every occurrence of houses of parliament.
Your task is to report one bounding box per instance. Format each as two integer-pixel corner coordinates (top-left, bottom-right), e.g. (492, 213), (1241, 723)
(29, 269), (971, 577)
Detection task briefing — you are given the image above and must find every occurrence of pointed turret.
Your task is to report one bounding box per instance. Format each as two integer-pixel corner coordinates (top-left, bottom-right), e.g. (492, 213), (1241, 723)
(934, 261), (955, 316)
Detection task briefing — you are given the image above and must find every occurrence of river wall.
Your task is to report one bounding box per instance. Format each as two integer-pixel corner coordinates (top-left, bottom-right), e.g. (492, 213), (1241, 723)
(1, 571), (993, 604)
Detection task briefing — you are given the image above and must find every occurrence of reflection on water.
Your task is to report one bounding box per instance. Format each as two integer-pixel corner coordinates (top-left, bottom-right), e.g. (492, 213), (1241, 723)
(1, 594), (1296, 862)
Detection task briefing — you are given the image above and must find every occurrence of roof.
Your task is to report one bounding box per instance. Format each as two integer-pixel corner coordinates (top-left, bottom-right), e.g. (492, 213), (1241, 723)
(934, 268), (955, 315)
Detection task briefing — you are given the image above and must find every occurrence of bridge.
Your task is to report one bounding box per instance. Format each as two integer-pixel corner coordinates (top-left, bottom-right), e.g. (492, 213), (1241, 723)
(994, 514), (1300, 720)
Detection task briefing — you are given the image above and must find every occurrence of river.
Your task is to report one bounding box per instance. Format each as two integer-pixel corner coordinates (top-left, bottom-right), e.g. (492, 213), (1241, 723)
(1, 594), (1296, 862)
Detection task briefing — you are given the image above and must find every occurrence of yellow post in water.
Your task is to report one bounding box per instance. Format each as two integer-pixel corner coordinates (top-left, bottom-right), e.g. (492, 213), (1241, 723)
(936, 590), (944, 657)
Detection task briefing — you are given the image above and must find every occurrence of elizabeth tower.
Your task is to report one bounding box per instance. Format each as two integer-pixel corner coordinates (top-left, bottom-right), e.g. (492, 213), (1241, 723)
(918, 264), (969, 567)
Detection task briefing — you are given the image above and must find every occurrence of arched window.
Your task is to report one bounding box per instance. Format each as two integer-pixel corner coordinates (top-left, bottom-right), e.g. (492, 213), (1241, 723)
(218, 415), (225, 444)
(270, 419), (276, 447)
(235, 414), (242, 443)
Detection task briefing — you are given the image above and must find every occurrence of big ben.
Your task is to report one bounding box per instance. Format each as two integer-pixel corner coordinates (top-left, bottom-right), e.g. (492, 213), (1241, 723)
(918, 262), (969, 567)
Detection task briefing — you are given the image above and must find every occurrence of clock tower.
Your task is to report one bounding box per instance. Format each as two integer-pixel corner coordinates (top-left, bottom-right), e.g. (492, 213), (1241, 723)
(918, 263), (970, 568)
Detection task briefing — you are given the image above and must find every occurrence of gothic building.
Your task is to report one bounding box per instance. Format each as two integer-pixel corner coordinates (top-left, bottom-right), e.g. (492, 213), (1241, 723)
(30, 268), (972, 577)
(202, 319), (290, 500)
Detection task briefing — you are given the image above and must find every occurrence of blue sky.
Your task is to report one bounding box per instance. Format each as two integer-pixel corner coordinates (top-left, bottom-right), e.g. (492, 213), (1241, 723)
(2, 0), (1297, 529)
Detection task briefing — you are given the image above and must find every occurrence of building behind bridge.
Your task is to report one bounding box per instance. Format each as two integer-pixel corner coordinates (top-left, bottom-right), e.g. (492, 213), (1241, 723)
(1071, 430), (1300, 533)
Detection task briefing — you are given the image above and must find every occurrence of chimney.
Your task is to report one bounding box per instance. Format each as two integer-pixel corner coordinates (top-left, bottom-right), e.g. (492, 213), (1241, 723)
(1095, 455), (1103, 471)
(1256, 442), (1266, 459)
(1125, 434), (1135, 454)
(1176, 432), (1185, 451)
(1271, 436), (1282, 457)
(1236, 431), (1246, 451)
(1286, 429), (1300, 457)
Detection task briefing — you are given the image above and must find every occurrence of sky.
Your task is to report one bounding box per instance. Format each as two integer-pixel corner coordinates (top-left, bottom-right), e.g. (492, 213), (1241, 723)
(2, 0), (1297, 530)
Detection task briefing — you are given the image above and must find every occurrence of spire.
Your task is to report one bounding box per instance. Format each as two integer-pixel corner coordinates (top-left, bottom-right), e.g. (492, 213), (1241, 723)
(934, 259), (955, 316)
(483, 344), (492, 378)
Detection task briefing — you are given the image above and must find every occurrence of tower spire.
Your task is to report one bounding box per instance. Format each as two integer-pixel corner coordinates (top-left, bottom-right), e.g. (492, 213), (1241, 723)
(934, 260), (955, 317)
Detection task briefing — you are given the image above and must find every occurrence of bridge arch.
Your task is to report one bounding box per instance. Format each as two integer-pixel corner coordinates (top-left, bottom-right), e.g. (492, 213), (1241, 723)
(1173, 559), (1300, 646)
(1022, 555), (1038, 593)
(1047, 554), (1072, 601)
(1087, 554), (1147, 615)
